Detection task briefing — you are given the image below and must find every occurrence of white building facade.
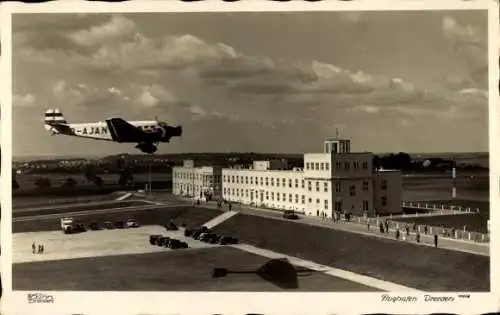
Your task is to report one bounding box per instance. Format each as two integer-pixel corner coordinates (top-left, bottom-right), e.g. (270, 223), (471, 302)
(172, 160), (222, 201)
(221, 138), (402, 217)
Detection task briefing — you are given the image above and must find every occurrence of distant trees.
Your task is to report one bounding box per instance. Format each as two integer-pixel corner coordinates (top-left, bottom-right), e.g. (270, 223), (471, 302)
(34, 177), (52, 190)
(61, 177), (77, 190)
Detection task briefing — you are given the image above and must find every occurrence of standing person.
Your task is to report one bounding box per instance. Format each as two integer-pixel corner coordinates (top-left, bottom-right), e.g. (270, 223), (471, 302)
(32, 242), (36, 254)
(424, 225), (428, 234)
(396, 229), (400, 240)
(434, 234), (438, 248)
(379, 222), (384, 233)
(40, 244), (45, 254)
(37, 244), (42, 254)
(384, 221), (389, 233)
(416, 232), (421, 243)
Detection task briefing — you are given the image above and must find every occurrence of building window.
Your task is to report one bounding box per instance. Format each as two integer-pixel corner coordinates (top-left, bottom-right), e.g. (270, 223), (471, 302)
(276, 178), (280, 187)
(316, 198), (320, 204)
(320, 163), (324, 170)
(223, 188), (226, 194)
(295, 179), (298, 188)
(271, 178), (274, 186)
(301, 195), (305, 204)
(349, 184), (356, 196)
(363, 180), (369, 191)
(381, 180), (387, 190)
(236, 189), (240, 197)
(325, 163), (329, 171)
(295, 194), (299, 203)
(315, 162), (319, 170)
(288, 179), (292, 188)
(289, 194), (292, 202)
(316, 181), (320, 192)
(308, 198), (312, 203)
(336, 161), (341, 169)
(324, 200), (328, 210)
(260, 177), (263, 186)
(324, 182), (328, 192)
(381, 196), (387, 206)
(265, 177), (269, 186)
(282, 178), (286, 186)
(306, 162), (310, 170)
(231, 176), (235, 183)
(277, 193), (280, 201)
(335, 183), (341, 193)
(271, 192), (274, 200)
(345, 162), (350, 170)
(250, 177), (254, 185)
(245, 189), (249, 197)
(266, 191), (269, 200)
(301, 180), (305, 188)
(245, 176), (248, 184)
(237, 176), (240, 184)
(363, 200), (369, 211)
(354, 162), (359, 169)
(283, 193), (286, 200)
(308, 181), (312, 191)
(362, 161), (368, 169)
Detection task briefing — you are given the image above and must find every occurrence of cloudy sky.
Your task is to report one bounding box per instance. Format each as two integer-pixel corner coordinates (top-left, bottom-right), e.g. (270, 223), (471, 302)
(12, 11), (488, 158)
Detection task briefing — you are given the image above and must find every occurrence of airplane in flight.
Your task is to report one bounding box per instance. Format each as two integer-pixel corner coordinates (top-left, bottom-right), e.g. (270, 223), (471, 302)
(43, 108), (182, 154)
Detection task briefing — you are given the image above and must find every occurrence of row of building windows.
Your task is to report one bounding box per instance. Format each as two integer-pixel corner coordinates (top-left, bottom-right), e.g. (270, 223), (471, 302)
(224, 175), (305, 188)
(305, 160), (369, 171)
(174, 171), (214, 182)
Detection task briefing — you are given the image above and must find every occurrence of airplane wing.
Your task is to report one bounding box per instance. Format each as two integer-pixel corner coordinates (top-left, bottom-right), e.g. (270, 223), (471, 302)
(105, 118), (149, 143)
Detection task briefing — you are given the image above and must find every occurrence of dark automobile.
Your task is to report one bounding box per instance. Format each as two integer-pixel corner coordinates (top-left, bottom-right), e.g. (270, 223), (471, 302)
(114, 221), (125, 229)
(200, 233), (218, 243)
(184, 229), (193, 237)
(74, 223), (87, 232)
(192, 230), (203, 240)
(157, 236), (171, 247)
(219, 236), (239, 245)
(104, 221), (114, 229)
(283, 210), (299, 220)
(164, 221), (178, 231)
(149, 234), (162, 246)
(168, 239), (188, 249)
(88, 222), (100, 231)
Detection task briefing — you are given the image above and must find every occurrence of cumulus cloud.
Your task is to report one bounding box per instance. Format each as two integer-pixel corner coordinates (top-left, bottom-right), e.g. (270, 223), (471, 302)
(69, 15), (136, 47)
(52, 79), (129, 108)
(442, 16), (487, 89)
(13, 93), (36, 107)
(14, 15), (488, 130)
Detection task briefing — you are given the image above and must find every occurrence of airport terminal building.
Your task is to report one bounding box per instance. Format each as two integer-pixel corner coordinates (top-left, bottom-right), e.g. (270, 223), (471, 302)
(172, 160), (222, 201)
(173, 138), (402, 217)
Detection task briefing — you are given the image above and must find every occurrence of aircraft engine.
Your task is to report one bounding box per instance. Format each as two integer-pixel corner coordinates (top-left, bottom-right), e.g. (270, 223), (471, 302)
(136, 142), (157, 154)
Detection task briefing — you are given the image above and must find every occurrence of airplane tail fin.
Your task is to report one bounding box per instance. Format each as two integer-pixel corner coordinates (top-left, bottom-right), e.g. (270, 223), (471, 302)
(44, 108), (67, 126)
(44, 109), (69, 134)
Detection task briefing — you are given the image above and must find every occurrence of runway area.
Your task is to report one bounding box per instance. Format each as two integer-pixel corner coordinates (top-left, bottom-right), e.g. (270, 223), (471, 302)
(12, 196), (490, 292)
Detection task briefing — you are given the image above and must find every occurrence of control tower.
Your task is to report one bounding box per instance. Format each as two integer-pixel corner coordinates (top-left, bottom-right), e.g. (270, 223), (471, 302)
(324, 129), (351, 154)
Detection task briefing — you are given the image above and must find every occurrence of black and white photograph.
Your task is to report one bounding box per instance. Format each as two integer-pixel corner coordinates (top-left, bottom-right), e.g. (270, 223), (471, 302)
(2, 0), (499, 314)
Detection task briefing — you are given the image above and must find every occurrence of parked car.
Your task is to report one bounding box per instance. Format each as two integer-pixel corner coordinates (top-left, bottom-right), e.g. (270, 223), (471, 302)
(184, 229), (193, 237)
(88, 222), (100, 231)
(104, 221), (114, 230)
(283, 210), (299, 220)
(149, 234), (162, 246)
(219, 236), (239, 245)
(164, 221), (178, 231)
(200, 233), (218, 243)
(126, 219), (140, 228)
(114, 221), (125, 229)
(168, 239), (188, 249)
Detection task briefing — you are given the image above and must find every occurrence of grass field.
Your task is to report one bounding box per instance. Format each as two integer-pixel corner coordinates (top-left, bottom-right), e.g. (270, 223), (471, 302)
(12, 194), (122, 209)
(12, 200), (151, 218)
(13, 206), (223, 233)
(14, 172), (172, 192)
(12, 246), (379, 291)
(211, 213), (489, 291)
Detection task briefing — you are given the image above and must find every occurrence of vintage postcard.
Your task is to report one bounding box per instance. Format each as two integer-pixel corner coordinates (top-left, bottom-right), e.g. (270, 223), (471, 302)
(1, 0), (499, 314)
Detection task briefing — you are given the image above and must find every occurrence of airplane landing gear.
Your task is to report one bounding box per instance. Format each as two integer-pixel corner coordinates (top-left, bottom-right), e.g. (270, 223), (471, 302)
(135, 142), (157, 154)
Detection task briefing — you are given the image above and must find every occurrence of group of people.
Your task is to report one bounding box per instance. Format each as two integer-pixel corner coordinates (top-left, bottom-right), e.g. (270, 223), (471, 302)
(31, 242), (45, 254)
(374, 220), (439, 247)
